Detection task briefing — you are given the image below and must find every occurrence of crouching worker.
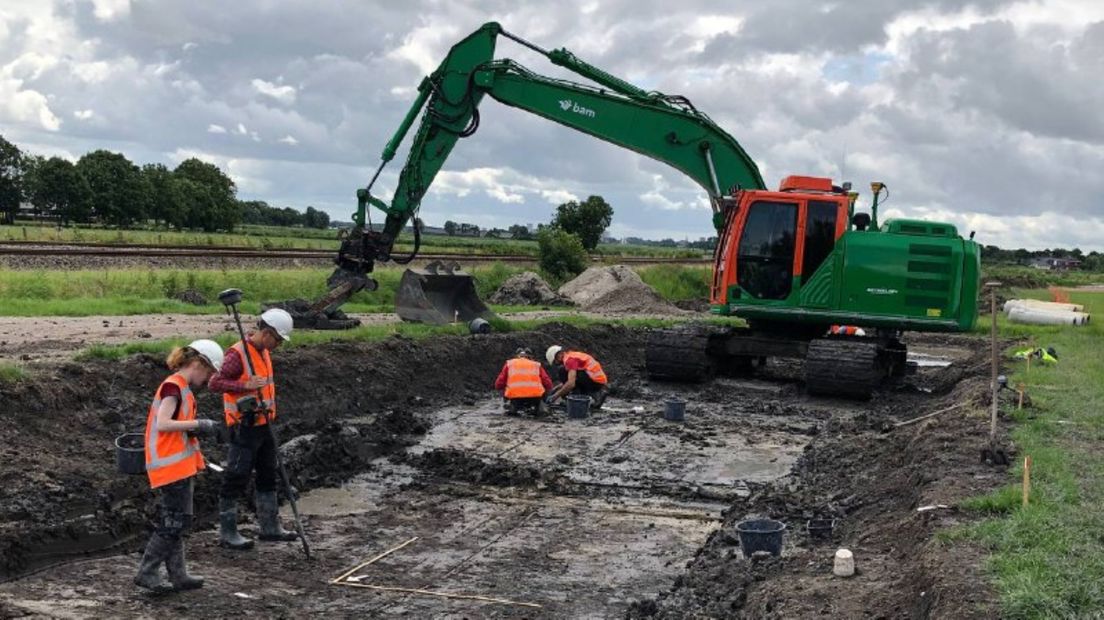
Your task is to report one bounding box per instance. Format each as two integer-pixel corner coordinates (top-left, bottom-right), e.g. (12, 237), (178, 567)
(544, 345), (609, 409)
(134, 340), (224, 593)
(494, 348), (554, 416)
(209, 308), (298, 550)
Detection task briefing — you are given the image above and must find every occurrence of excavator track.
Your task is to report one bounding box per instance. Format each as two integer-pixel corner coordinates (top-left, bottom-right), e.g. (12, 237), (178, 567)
(804, 338), (884, 400)
(645, 325), (729, 382)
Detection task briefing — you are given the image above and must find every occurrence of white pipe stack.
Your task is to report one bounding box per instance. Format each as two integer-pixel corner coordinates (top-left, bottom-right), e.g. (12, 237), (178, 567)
(1007, 304), (1091, 326)
(1003, 299), (1085, 314)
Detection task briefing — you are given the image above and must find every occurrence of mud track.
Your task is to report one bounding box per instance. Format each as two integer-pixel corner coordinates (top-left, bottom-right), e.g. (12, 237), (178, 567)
(0, 326), (1004, 618)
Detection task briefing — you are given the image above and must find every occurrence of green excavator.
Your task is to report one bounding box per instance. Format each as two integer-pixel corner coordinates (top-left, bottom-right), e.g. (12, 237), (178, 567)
(323, 22), (981, 398)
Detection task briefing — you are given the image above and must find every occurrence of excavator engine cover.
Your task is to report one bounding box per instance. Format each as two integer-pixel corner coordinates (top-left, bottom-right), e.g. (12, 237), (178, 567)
(395, 261), (496, 325)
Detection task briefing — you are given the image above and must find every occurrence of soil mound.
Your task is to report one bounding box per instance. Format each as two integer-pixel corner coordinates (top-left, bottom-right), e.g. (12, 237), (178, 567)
(174, 288), (208, 305)
(558, 265), (683, 315)
(489, 271), (572, 306)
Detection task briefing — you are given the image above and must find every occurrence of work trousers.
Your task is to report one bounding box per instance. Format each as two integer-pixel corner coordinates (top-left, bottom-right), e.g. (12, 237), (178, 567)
(555, 365), (604, 396)
(156, 477), (195, 541)
(219, 424), (278, 500)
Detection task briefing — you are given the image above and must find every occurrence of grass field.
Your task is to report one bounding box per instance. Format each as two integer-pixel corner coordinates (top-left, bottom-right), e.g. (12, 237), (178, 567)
(948, 289), (1104, 617)
(0, 222), (707, 258)
(0, 263), (715, 317)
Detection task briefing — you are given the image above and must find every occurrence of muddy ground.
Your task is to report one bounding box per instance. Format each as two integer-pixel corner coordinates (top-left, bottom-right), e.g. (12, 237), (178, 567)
(0, 325), (1005, 618)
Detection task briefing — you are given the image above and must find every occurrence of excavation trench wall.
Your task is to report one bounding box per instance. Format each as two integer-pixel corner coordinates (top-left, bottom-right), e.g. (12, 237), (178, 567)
(0, 323), (645, 582)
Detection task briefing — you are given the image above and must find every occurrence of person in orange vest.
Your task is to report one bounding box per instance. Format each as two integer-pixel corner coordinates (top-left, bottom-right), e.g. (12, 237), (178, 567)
(544, 345), (610, 409)
(493, 348), (554, 416)
(208, 308), (298, 550)
(134, 339), (224, 593)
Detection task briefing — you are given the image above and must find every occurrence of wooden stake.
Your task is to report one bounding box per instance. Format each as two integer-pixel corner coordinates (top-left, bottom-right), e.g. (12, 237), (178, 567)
(1022, 455), (1032, 507)
(335, 581), (542, 608)
(989, 284), (1000, 453)
(330, 536), (419, 584)
(1017, 384), (1025, 410)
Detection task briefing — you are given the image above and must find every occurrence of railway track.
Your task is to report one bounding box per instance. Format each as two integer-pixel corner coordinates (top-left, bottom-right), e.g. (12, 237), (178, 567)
(0, 241), (710, 264)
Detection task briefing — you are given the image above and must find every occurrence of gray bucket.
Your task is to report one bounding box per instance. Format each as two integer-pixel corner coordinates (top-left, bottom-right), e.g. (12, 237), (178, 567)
(736, 518), (786, 557)
(566, 395), (591, 419)
(663, 398), (686, 421)
(115, 432), (146, 476)
(469, 317), (492, 334)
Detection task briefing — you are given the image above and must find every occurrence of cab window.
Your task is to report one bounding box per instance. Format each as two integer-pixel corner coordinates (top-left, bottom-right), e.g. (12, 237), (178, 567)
(802, 200), (839, 280)
(737, 201), (798, 300)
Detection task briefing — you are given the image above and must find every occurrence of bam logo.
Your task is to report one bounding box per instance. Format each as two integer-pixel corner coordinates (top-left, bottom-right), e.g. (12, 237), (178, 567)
(557, 99), (596, 118)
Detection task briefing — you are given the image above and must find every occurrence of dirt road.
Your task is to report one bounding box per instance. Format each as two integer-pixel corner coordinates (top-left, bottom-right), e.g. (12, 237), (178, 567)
(0, 324), (1002, 617)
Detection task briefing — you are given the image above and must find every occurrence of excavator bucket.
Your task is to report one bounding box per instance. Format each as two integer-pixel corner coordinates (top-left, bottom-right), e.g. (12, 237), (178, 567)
(395, 261), (496, 325)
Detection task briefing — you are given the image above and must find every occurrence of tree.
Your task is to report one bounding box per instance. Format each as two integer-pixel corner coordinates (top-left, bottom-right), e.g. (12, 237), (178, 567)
(24, 157), (92, 225)
(537, 227), (588, 282)
(551, 195), (613, 250)
(77, 150), (151, 227)
(142, 163), (182, 227)
(508, 224), (531, 240)
(444, 220), (458, 236)
(303, 206), (330, 229)
(0, 136), (24, 225)
(173, 158), (239, 231)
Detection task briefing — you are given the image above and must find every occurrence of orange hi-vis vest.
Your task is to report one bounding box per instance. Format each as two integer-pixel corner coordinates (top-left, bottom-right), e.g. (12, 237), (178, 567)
(145, 373), (205, 489)
(565, 351), (607, 385)
(223, 340), (276, 427)
(504, 358), (545, 399)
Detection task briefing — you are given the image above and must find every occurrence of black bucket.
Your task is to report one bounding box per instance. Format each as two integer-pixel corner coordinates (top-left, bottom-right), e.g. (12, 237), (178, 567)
(566, 395), (591, 419)
(807, 518), (836, 542)
(736, 519), (786, 557)
(115, 432), (146, 476)
(664, 398), (686, 421)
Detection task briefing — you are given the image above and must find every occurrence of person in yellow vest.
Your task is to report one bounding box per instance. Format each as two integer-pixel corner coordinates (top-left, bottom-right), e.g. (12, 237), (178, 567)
(134, 339), (224, 592)
(544, 345), (609, 409)
(493, 348), (554, 416)
(207, 308), (297, 550)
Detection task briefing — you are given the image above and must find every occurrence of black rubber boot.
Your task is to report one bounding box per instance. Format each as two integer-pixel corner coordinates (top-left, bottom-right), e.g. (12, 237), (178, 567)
(133, 534), (174, 593)
(166, 539), (204, 590)
(256, 491), (298, 542)
(504, 400), (520, 417)
(592, 386), (609, 410)
(218, 497), (255, 550)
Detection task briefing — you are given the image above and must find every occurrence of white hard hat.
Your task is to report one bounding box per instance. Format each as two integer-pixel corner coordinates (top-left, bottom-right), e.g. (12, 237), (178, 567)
(188, 339), (224, 371)
(260, 308), (293, 341)
(545, 345), (563, 365)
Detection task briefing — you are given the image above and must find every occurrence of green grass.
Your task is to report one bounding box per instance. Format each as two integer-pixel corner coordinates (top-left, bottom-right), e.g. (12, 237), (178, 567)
(637, 265), (711, 302)
(956, 289), (1104, 618)
(0, 362), (25, 384)
(0, 265), (529, 317)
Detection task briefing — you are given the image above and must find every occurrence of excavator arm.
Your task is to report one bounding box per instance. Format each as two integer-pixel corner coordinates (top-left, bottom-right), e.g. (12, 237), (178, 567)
(330, 22), (765, 295)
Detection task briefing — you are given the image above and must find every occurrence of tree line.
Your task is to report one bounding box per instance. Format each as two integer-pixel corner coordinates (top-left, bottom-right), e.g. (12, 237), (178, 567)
(0, 135), (328, 231)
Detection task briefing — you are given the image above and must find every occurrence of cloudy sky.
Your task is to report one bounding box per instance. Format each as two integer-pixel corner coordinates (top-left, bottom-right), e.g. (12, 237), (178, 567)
(1, 0), (1102, 249)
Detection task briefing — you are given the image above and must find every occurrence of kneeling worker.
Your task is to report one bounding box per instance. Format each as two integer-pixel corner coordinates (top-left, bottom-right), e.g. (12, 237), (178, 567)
(494, 347), (554, 416)
(545, 345), (609, 408)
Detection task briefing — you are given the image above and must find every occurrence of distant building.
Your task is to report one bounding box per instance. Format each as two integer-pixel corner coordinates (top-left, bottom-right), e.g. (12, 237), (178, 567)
(1029, 256), (1082, 270)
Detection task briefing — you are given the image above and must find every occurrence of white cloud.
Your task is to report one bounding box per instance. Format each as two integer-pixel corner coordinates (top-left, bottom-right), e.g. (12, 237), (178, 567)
(278, 135), (298, 145)
(89, 0), (131, 22)
(207, 123), (227, 134)
(0, 77), (60, 131)
(236, 123), (247, 135)
(251, 78), (296, 104)
(73, 109), (94, 120)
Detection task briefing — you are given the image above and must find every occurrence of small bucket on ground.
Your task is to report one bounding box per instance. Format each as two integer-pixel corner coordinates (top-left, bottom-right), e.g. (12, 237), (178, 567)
(736, 518), (786, 557)
(806, 518), (836, 541)
(663, 398), (686, 421)
(115, 432), (146, 475)
(566, 395), (591, 419)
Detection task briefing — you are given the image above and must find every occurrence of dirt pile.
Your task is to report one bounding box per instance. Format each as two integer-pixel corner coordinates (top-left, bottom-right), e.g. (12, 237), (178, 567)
(489, 271), (572, 306)
(558, 265), (683, 315)
(174, 288), (208, 305)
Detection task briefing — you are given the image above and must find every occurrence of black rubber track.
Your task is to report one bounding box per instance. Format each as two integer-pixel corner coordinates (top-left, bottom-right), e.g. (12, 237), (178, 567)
(804, 337), (883, 399)
(645, 326), (718, 382)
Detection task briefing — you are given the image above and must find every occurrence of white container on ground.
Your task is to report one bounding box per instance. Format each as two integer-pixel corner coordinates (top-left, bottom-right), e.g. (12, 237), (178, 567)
(1007, 306), (1090, 326)
(833, 548), (855, 577)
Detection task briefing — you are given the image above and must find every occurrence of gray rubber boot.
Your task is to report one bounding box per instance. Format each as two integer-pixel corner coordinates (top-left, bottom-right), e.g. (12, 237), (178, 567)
(256, 491), (298, 542)
(133, 534), (174, 592)
(218, 497), (255, 550)
(166, 539), (204, 590)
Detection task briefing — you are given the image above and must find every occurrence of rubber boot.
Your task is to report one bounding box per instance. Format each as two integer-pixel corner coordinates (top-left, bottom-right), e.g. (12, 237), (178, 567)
(218, 497), (255, 550)
(166, 539), (204, 590)
(133, 534), (174, 593)
(504, 400), (520, 417)
(591, 386), (609, 410)
(256, 491), (298, 542)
